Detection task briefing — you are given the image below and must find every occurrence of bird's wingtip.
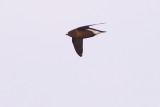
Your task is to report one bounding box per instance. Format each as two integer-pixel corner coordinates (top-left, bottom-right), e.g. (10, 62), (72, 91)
(89, 23), (106, 26)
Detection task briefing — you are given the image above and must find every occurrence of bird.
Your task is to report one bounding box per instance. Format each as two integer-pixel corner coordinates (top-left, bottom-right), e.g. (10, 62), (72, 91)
(66, 23), (106, 57)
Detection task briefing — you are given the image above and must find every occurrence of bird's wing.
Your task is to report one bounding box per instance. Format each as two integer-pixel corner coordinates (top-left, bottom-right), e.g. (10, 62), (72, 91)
(72, 38), (83, 57)
(77, 23), (105, 30)
(77, 26), (89, 30)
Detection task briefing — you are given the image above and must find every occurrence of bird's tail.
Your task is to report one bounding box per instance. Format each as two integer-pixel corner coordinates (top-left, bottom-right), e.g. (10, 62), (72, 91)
(87, 28), (106, 35)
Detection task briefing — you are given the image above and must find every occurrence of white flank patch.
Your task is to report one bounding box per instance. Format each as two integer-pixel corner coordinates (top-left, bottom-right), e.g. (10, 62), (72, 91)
(87, 29), (102, 35)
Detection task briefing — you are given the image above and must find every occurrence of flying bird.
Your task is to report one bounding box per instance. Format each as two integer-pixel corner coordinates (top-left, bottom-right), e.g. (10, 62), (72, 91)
(66, 23), (106, 57)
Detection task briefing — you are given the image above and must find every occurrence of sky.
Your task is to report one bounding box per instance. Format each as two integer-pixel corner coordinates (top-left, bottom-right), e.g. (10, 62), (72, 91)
(0, 0), (160, 107)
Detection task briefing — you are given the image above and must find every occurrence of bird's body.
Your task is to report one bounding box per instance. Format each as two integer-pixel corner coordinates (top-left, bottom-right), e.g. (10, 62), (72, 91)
(66, 23), (106, 57)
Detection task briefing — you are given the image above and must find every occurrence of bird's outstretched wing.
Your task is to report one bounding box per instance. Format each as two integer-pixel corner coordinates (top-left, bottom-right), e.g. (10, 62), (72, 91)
(77, 23), (105, 30)
(72, 38), (83, 57)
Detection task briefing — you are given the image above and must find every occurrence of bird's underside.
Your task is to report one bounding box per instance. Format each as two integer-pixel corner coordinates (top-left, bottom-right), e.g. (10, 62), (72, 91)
(66, 23), (106, 57)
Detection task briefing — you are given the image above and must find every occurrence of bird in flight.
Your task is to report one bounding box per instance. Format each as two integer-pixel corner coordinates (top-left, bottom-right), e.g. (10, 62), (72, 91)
(66, 23), (106, 57)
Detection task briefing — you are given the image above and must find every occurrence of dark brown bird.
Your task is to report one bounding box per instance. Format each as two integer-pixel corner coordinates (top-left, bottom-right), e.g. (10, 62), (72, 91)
(66, 23), (106, 57)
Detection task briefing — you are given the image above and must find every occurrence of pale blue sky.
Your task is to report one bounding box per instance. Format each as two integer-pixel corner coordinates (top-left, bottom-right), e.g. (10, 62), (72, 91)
(0, 0), (160, 107)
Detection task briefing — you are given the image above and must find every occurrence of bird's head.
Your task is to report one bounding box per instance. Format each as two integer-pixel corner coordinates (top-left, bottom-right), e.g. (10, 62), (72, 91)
(66, 30), (75, 37)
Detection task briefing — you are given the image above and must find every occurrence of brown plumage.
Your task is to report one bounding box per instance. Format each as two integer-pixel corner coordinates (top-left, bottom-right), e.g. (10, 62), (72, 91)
(66, 23), (106, 57)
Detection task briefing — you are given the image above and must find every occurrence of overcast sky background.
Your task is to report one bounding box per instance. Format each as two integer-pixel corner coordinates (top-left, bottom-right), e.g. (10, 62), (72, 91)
(0, 0), (160, 107)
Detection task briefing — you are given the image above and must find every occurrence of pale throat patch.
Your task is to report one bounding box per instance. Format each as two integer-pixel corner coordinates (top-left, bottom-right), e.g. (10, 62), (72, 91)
(87, 29), (102, 35)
